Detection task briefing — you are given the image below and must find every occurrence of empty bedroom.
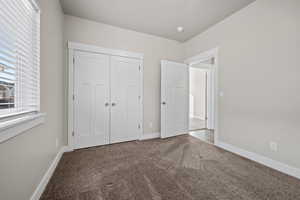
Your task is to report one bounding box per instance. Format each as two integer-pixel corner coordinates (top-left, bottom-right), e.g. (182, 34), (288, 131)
(0, 0), (300, 199)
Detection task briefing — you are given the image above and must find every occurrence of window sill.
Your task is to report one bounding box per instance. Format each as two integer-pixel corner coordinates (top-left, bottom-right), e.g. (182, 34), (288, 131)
(0, 113), (46, 143)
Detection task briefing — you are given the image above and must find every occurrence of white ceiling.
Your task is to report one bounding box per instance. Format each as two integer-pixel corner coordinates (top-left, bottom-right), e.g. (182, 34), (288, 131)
(60, 0), (256, 42)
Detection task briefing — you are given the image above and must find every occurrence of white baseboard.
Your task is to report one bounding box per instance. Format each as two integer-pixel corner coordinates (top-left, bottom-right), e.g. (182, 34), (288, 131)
(140, 132), (160, 140)
(217, 142), (300, 180)
(30, 146), (69, 200)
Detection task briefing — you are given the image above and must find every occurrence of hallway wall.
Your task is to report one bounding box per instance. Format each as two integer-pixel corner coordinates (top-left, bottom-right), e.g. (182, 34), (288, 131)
(189, 68), (206, 120)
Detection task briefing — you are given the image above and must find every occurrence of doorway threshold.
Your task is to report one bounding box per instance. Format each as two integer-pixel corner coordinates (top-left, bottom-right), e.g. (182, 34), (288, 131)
(189, 129), (214, 144)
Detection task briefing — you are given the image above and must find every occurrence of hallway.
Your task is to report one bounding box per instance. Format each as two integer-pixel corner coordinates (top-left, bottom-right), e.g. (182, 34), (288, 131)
(189, 117), (206, 130)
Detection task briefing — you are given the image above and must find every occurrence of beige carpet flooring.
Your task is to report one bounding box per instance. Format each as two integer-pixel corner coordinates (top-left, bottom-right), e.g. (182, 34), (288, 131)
(41, 135), (300, 200)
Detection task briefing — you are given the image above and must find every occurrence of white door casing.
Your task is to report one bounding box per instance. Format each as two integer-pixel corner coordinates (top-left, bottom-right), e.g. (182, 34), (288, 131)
(74, 51), (110, 149)
(110, 56), (142, 143)
(161, 60), (189, 138)
(68, 42), (144, 151)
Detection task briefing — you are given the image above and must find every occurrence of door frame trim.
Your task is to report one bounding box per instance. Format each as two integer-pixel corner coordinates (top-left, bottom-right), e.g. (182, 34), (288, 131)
(68, 41), (144, 151)
(184, 47), (219, 145)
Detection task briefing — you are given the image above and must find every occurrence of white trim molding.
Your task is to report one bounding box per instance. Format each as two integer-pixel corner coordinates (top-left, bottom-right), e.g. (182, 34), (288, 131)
(217, 142), (300, 180)
(30, 146), (70, 200)
(185, 48), (219, 65)
(68, 42), (144, 60)
(0, 113), (46, 143)
(140, 132), (160, 140)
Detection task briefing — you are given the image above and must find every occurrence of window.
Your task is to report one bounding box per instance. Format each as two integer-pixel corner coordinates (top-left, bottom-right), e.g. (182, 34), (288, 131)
(0, 0), (40, 118)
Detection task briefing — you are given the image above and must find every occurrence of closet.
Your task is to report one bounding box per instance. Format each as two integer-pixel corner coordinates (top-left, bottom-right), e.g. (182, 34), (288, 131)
(69, 43), (143, 150)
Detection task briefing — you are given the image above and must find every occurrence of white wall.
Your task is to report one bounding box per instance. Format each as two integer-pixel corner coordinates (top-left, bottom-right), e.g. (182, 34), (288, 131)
(189, 68), (206, 120)
(64, 15), (183, 135)
(0, 0), (65, 199)
(183, 0), (300, 169)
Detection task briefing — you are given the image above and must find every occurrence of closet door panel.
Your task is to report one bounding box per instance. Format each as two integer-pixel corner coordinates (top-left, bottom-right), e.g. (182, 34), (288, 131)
(110, 56), (141, 143)
(74, 51), (110, 149)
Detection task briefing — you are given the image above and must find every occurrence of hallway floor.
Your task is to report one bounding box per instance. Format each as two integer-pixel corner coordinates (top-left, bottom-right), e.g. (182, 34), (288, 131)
(41, 135), (300, 200)
(189, 130), (214, 144)
(189, 117), (206, 130)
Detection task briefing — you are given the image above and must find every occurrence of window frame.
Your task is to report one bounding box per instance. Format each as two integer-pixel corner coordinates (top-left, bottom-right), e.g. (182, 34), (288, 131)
(0, 0), (44, 143)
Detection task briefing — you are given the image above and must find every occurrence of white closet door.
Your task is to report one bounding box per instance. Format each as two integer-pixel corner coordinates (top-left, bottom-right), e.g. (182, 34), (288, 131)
(74, 51), (110, 149)
(110, 56), (141, 144)
(161, 60), (189, 138)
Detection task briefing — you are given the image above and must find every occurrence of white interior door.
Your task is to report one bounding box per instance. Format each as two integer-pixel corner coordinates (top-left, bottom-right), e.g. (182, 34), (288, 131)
(110, 56), (141, 144)
(161, 60), (189, 138)
(74, 51), (110, 149)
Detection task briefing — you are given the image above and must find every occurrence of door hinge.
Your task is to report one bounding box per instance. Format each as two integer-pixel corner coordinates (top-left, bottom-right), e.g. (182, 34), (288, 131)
(138, 124), (141, 129)
(139, 65), (141, 71)
(73, 57), (75, 64)
(72, 94), (75, 101)
(72, 131), (75, 136)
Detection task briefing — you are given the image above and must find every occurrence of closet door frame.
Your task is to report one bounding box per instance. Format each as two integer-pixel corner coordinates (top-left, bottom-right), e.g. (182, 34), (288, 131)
(68, 41), (144, 151)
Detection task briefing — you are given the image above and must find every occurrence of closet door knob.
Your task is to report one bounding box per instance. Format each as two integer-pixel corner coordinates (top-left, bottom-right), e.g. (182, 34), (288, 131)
(105, 103), (110, 107)
(112, 103), (116, 106)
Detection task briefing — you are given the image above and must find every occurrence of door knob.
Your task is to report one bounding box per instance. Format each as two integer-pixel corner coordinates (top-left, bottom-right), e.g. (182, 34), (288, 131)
(162, 102), (166, 105)
(105, 103), (110, 107)
(112, 103), (116, 106)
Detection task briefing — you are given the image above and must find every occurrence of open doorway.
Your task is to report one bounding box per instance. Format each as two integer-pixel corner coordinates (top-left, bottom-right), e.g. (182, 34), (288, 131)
(160, 48), (218, 144)
(186, 48), (218, 144)
(189, 67), (207, 131)
(188, 62), (214, 144)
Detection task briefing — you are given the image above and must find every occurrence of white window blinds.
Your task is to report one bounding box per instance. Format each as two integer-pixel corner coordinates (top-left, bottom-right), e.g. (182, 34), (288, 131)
(0, 0), (40, 118)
